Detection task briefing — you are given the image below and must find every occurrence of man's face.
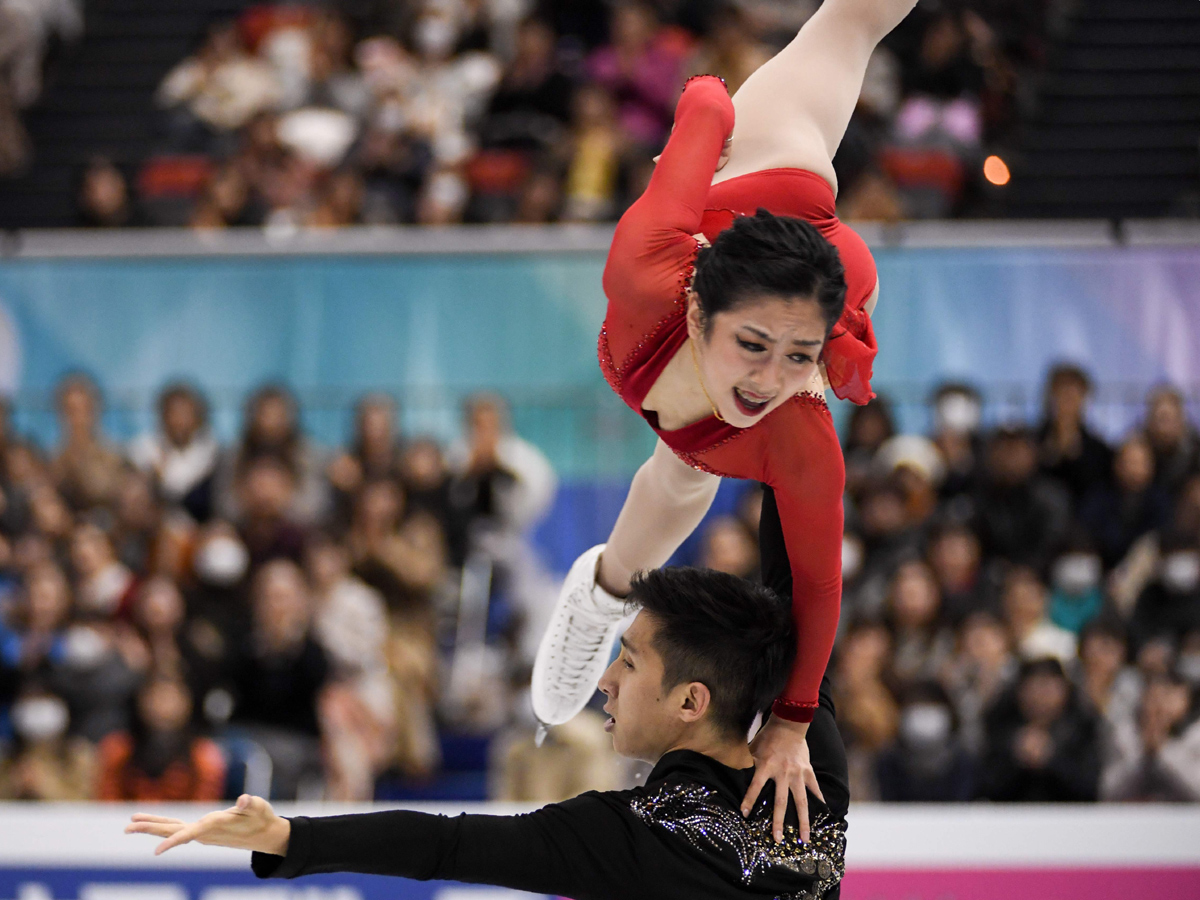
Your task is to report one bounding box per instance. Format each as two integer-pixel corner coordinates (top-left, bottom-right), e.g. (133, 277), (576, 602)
(598, 611), (695, 763)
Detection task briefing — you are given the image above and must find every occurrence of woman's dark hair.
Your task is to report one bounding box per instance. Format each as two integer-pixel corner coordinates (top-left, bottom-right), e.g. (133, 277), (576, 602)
(691, 209), (846, 336)
(627, 566), (796, 739)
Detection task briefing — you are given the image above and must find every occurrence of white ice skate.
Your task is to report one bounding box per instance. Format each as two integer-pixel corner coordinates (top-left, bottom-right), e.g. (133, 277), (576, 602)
(531, 544), (627, 745)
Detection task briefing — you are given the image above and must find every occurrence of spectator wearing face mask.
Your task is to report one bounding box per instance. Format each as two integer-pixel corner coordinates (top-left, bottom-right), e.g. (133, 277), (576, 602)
(69, 521), (136, 620)
(1129, 532), (1200, 656)
(1101, 672), (1200, 802)
(1001, 566), (1076, 664)
(52, 615), (146, 743)
(0, 687), (94, 800)
(129, 383), (220, 524)
(978, 657), (1101, 802)
(1143, 386), (1200, 496)
(96, 676), (225, 801)
(187, 521), (252, 651)
(1037, 364), (1113, 508)
(877, 682), (975, 801)
(1046, 535), (1106, 636)
(929, 382), (984, 505)
(1080, 432), (1171, 571)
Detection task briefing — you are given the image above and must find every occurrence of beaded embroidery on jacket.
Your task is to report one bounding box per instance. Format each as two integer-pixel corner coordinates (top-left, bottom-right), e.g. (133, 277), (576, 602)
(629, 780), (846, 899)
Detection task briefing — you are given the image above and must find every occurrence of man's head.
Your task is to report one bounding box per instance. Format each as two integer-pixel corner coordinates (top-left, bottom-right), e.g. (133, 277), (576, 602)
(597, 567), (795, 763)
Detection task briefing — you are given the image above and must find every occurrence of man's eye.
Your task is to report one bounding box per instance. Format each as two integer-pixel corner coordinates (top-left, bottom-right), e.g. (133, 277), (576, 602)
(737, 339), (765, 352)
(623, 659), (634, 669)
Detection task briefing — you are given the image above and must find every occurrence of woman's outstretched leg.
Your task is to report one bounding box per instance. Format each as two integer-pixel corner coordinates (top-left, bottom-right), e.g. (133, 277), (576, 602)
(598, 438), (720, 596)
(714, 0), (921, 193)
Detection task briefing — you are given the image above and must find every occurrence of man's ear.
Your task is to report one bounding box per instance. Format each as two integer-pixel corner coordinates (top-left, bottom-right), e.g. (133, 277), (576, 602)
(678, 681), (712, 724)
(685, 291), (705, 342)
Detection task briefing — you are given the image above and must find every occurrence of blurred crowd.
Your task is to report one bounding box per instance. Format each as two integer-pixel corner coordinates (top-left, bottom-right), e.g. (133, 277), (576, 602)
(74, 0), (1068, 228)
(713, 366), (1199, 804)
(0, 376), (569, 802)
(2, 364), (1198, 806)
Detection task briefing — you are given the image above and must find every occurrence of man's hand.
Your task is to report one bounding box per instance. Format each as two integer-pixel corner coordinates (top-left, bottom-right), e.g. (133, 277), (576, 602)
(742, 716), (824, 844)
(125, 794), (290, 857)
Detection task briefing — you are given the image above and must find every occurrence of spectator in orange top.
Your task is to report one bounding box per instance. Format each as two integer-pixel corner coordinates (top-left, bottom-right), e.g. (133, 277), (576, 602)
(96, 675), (225, 802)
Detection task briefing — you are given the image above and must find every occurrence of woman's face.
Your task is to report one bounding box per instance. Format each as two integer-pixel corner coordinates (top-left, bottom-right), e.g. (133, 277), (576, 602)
(688, 293), (826, 429)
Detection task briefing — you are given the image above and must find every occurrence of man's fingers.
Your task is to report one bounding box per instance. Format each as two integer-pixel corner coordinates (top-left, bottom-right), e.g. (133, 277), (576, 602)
(772, 779), (789, 843)
(129, 815), (184, 825)
(740, 770), (769, 817)
(126, 822), (183, 839)
(154, 823), (200, 856)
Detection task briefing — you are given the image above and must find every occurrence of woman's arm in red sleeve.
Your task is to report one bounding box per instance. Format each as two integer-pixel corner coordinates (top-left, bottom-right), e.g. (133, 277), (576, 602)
(602, 76), (734, 305)
(764, 402), (846, 721)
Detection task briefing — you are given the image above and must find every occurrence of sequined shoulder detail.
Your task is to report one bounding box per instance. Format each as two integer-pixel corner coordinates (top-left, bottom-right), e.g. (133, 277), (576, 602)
(795, 391), (830, 414)
(628, 781), (846, 899)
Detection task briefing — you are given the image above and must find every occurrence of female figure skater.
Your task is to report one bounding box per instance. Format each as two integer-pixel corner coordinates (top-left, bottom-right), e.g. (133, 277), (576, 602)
(532, 0), (919, 843)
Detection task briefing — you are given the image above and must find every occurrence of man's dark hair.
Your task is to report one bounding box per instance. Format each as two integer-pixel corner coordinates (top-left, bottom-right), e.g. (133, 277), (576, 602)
(628, 567), (796, 739)
(691, 209), (847, 336)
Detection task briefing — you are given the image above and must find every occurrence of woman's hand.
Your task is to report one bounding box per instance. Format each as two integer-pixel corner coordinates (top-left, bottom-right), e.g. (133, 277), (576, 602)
(742, 716), (825, 843)
(125, 794), (290, 857)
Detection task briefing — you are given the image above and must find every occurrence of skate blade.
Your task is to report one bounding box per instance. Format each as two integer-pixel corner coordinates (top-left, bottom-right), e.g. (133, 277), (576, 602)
(534, 722), (549, 748)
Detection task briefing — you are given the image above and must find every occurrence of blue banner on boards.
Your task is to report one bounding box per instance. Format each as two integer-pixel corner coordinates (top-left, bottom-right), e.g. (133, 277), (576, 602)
(0, 244), (1198, 476)
(0, 868), (549, 900)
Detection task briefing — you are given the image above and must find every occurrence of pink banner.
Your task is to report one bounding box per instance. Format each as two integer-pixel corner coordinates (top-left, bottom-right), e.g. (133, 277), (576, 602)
(842, 867), (1200, 900)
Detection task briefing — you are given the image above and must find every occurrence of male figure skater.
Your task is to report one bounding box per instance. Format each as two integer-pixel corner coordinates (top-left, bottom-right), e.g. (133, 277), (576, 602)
(127, 564), (848, 899)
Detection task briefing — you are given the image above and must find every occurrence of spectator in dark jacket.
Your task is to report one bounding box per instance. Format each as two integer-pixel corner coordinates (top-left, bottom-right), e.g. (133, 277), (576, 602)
(1037, 364), (1113, 508)
(977, 657), (1101, 802)
(1129, 530), (1200, 655)
(973, 426), (1072, 572)
(231, 559), (329, 799)
(1080, 432), (1171, 570)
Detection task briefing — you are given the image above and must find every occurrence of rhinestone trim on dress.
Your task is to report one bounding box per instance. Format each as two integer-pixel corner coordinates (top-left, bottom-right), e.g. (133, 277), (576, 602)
(629, 781), (846, 900)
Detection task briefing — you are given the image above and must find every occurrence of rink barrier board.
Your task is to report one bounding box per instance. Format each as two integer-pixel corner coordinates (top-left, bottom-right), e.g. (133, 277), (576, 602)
(0, 803), (1198, 900)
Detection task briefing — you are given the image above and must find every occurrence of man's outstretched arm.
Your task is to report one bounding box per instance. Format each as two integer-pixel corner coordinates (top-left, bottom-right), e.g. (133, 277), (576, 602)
(129, 793), (644, 900)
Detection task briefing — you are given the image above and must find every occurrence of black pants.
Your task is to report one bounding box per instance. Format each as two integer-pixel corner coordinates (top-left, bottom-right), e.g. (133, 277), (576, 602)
(759, 485), (850, 897)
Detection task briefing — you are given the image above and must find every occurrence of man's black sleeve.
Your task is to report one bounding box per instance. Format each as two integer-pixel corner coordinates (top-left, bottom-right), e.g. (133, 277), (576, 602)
(251, 793), (649, 900)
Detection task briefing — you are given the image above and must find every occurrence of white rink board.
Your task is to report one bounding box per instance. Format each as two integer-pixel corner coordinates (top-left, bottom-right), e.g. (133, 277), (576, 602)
(0, 803), (1197, 869)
